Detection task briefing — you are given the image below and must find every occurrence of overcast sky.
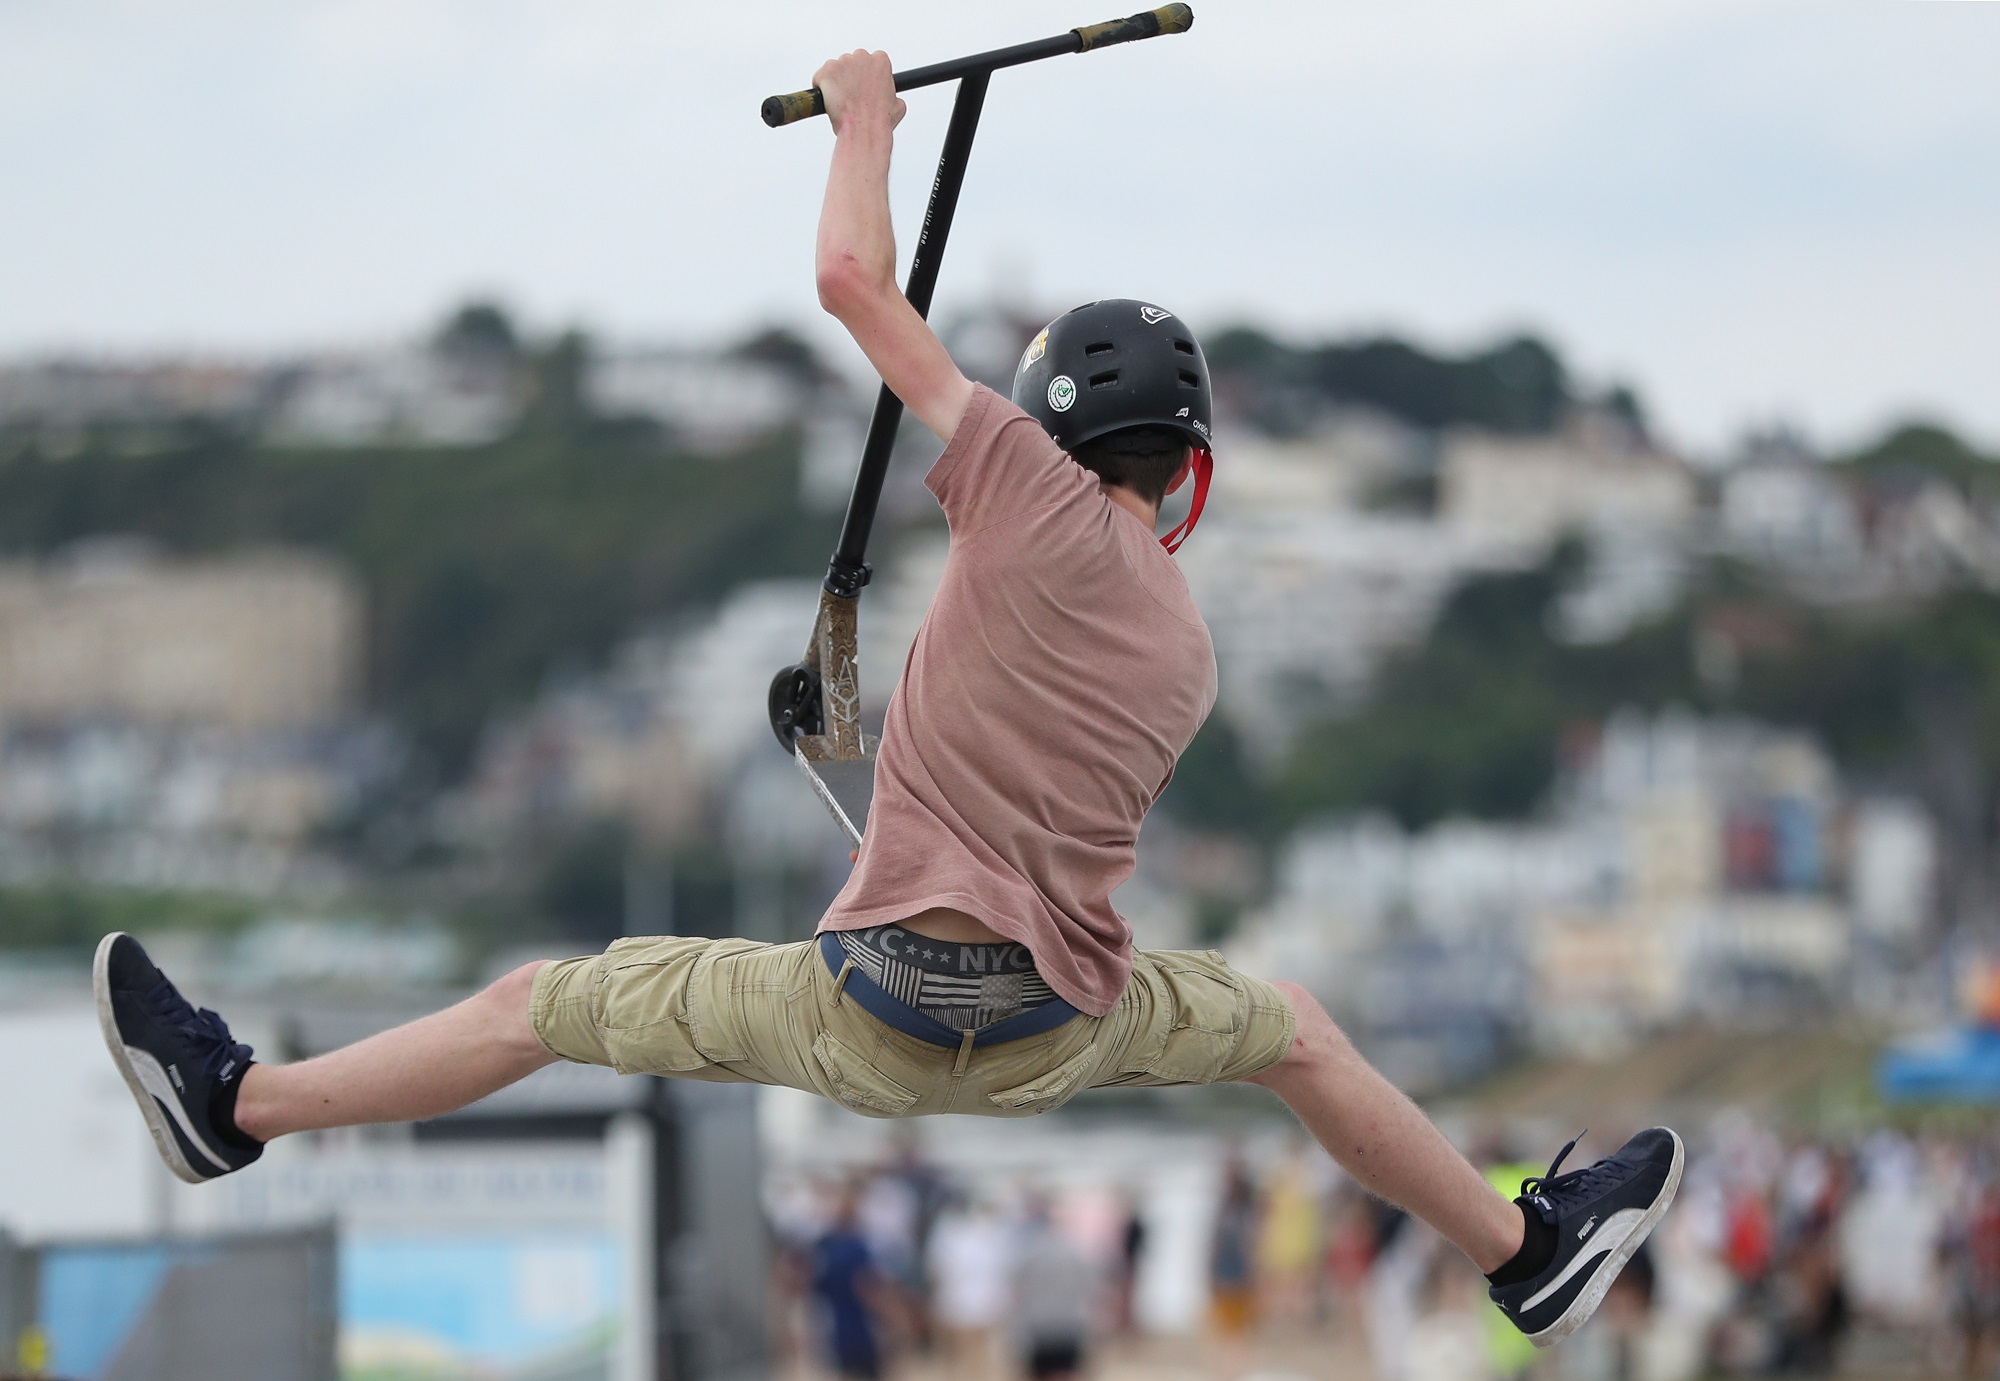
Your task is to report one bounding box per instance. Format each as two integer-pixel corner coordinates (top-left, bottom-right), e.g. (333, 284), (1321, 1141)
(2, 1), (1995, 454)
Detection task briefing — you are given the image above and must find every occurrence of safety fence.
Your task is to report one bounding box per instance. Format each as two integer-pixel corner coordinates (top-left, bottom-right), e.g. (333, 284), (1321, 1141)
(1, 1224), (336, 1381)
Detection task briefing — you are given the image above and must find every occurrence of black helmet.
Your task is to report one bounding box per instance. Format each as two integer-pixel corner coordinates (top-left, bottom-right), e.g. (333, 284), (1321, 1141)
(1012, 299), (1212, 454)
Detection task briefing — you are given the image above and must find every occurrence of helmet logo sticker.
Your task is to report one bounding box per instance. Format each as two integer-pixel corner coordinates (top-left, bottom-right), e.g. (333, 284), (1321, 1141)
(1021, 329), (1048, 370)
(1139, 305), (1171, 325)
(1176, 407), (1190, 417)
(1047, 375), (1077, 413)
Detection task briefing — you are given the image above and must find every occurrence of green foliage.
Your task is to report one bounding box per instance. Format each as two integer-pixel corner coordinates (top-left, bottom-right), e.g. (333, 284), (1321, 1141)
(1601, 384), (1647, 434)
(1838, 422), (2000, 496)
(1208, 329), (1582, 436)
(520, 332), (589, 433)
(533, 819), (633, 944)
(1273, 514), (2000, 834)
(1275, 544), (1704, 830)
(1192, 897), (1241, 948)
(1315, 335), (1570, 434)
(0, 887), (256, 951)
(0, 413), (839, 775)
(1156, 715), (1271, 836)
(728, 325), (832, 385)
(1203, 326), (1286, 373)
(1734, 589), (2000, 785)
(433, 302), (520, 363)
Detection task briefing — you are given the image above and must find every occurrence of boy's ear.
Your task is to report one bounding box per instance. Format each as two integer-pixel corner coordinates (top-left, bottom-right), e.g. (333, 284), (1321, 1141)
(1164, 450), (1194, 497)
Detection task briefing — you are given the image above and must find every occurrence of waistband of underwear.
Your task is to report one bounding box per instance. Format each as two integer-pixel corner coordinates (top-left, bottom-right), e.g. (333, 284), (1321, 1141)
(835, 923), (1040, 979)
(818, 931), (1081, 1051)
(833, 925), (1059, 1024)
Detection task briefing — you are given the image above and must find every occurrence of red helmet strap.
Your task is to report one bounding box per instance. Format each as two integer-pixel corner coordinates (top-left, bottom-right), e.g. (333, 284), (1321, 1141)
(1160, 447), (1213, 554)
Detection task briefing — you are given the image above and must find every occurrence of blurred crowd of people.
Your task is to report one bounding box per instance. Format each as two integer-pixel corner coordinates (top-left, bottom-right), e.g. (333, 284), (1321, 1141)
(768, 1145), (1146, 1381)
(1338, 1120), (2000, 1381)
(766, 1120), (2000, 1381)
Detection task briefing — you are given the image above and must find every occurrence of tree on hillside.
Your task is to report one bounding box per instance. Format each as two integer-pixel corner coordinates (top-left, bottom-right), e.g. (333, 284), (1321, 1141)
(433, 301), (521, 366)
(1206, 328), (1584, 437)
(729, 325), (834, 386)
(1840, 422), (2000, 496)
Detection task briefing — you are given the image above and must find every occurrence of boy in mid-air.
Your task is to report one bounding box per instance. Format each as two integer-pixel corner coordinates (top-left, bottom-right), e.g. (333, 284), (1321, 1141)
(96, 50), (1679, 1346)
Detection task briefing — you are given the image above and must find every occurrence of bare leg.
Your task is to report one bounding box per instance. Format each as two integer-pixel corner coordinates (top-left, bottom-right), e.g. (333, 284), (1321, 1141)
(1249, 982), (1523, 1274)
(234, 962), (559, 1141)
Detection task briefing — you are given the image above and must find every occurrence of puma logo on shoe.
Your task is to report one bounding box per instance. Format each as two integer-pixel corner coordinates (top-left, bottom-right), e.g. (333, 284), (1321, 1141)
(97, 933), (264, 1184)
(1488, 1129), (1685, 1348)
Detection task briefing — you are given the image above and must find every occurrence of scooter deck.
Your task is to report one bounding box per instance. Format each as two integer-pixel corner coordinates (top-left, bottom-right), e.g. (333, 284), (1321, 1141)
(795, 749), (876, 849)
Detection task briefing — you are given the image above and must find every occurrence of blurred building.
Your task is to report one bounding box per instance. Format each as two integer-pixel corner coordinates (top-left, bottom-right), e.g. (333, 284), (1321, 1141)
(1440, 414), (1698, 556)
(587, 349), (811, 454)
(0, 542), (360, 734)
(1865, 477), (2000, 595)
(0, 346), (522, 452)
(1231, 710), (1940, 1087)
(447, 664), (702, 851)
(445, 580), (831, 858)
(0, 545), (384, 877)
(0, 722), (392, 851)
(1177, 417), (1468, 757)
(0, 326), (828, 458)
(264, 348), (521, 448)
(1171, 409), (1699, 757)
(1716, 436), (2000, 602)
(0, 358), (270, 437)
(1719, 449), (1863, 567)
(1182, 510), (1480, 758)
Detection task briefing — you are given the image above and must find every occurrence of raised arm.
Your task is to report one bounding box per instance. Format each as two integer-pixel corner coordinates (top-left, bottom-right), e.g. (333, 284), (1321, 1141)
(812, 50), (975, 443)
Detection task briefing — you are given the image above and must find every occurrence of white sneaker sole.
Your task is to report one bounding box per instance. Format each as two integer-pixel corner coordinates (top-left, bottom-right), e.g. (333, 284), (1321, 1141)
(94, 932), (214, 1186)
(1527, 1129), (1685, 1348)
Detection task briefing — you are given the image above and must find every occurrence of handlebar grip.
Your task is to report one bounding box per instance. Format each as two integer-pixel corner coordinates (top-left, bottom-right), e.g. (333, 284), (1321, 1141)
(761, 5), (1192, 128)
(762, 88), (827, 129)
(1074, 3), (1193, 51)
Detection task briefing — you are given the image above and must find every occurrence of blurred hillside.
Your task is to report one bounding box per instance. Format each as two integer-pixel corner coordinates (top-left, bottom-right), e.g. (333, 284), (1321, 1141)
(0, 305), (1661, 796)
(4, 304), (1999, 1091)
(1232, 535), (2000, 838)
(0, 311), (841, 777)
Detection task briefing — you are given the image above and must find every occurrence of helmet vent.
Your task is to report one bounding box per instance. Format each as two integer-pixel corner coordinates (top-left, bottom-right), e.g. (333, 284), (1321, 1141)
(1088, 370), (1121, 390)
(1172, 338), (1195, 355)
(1084, 341), (1116, 358)
(1177, 370), (1201, 388)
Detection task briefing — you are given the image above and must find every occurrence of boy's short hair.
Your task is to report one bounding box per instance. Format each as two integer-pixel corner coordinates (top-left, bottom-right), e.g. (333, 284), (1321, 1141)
(1071, 425), (1189, 506)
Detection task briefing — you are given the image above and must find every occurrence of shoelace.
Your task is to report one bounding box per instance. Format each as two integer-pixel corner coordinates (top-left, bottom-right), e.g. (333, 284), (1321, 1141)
(142, 977), (253, 1080)
(1519, 1130), (1622, 1211)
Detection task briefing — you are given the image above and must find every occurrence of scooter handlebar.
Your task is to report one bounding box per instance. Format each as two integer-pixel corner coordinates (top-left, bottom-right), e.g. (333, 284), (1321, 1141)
(760, 5), (1194, 128)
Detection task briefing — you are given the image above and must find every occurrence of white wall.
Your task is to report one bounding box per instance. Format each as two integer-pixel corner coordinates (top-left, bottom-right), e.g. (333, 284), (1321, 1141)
(0, 1003), (168, 1240)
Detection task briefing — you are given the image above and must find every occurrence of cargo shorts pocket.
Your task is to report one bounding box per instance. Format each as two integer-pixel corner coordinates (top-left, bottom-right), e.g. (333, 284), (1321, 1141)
(593, 937), (718, 1075)
(679, 938), (795, 1067)
(1114, 952), (1244, 1087)
(988, 1041), (1100, 1115)
(812, 1031), (919, 1118)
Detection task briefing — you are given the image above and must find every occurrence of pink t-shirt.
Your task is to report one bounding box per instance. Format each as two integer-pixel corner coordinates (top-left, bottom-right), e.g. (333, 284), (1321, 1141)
(818, 386), (1218, 1015)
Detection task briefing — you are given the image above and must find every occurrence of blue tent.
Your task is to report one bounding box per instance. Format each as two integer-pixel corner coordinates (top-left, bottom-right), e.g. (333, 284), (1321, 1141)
(1878, 1025), (2000, 1104)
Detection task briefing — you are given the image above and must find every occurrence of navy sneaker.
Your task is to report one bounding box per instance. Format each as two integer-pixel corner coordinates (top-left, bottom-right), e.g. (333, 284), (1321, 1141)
(1490, 1127), (1683, 1346)
(94, 932), (263, 1184)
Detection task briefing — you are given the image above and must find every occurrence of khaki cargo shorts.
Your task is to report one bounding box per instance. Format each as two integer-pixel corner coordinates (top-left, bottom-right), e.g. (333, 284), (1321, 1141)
(529, 936), (1297, 1119)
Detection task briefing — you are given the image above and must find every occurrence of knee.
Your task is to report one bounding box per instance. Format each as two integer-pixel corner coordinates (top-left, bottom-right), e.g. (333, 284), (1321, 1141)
(1252, 982), (1355, 1086)
(476, 961), (550, 1056)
